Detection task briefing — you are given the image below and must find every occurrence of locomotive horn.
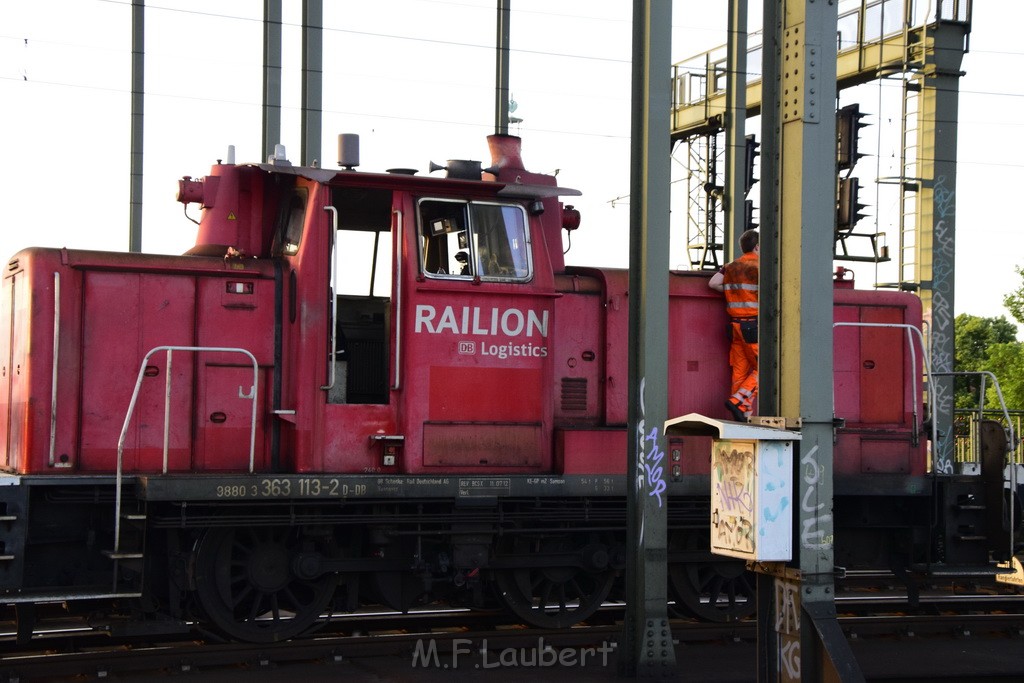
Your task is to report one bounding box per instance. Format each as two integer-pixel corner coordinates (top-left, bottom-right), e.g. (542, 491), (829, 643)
(429, 160), (484, 180)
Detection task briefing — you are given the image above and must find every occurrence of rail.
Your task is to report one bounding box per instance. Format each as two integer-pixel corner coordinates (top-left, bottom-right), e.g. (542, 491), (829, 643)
(114, 346), (259, 554)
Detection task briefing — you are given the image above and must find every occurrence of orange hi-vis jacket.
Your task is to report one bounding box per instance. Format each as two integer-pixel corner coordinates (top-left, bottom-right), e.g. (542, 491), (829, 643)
(722, 251), (759, 318)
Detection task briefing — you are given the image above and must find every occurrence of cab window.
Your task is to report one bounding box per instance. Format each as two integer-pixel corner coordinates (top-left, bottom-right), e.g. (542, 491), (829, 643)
(271, 187), (308, 257)
(418, 199), (531, 282)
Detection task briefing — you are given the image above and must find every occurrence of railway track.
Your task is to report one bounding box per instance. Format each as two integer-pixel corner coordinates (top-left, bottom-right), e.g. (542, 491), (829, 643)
(5, 588), (1024, 682)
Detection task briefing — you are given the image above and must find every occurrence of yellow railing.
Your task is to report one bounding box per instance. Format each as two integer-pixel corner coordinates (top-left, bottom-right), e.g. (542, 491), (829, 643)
(954, 410), (1024, 465)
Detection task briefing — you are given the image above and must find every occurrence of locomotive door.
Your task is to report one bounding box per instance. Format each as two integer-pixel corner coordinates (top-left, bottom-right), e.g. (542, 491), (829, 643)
(79, 271), (198, 473)
(401, 197), (554, 473)
(317, 186), (400, 473)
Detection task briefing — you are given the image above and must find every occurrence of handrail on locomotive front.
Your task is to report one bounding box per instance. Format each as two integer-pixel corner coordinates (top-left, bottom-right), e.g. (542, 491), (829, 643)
(114, 346), (259, 556)
(939, 372), (1018, 460)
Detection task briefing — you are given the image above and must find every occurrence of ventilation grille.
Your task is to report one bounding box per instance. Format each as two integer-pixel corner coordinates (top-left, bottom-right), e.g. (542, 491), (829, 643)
(560, 377), (588, 412)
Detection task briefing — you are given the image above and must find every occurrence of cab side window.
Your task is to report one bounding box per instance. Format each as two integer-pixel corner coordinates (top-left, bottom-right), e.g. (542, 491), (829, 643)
(419, 200), (469, 276)
(472, 203), (529, 278)
(271, 187), (308, 257)
(418, 199), (531, 282)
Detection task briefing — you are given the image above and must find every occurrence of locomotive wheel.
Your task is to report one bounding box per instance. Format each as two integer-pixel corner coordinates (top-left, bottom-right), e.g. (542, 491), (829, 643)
(668, 531), (756, 622)
(194, 526), (335, 643)
(493, 532), (615, 628)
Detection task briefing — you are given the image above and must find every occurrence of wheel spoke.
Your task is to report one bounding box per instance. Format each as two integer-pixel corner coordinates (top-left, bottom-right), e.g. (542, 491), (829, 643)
(284, 584), (309, 610)
(246, 592), (264, 622)
(269, 593), (281, 622)
(706, 575), (724, 606)
(538, 579), (554, 611)
(231, 583), (254, 609)
(568, 577), (585, 602)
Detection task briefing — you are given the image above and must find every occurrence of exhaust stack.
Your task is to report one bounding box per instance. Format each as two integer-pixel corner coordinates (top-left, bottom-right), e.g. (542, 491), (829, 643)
(487, 134), (525, 174)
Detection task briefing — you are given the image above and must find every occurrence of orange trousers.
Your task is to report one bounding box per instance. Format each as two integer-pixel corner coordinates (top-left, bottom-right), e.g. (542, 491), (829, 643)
(728, 319), (758, 416)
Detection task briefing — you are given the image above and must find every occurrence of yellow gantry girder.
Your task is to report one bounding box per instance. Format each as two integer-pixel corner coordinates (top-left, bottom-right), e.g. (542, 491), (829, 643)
(670, 2), (969, 139)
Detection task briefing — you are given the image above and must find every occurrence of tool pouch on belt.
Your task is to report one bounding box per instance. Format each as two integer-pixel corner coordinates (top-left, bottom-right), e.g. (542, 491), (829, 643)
(738, 318), (758, 344)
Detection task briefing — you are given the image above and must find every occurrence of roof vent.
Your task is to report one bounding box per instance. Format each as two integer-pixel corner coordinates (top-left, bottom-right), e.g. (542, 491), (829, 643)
(338, 134), (360, 170)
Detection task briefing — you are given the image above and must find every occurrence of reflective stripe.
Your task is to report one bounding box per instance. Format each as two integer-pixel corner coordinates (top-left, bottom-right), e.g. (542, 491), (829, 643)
(722, 251), (759, 315)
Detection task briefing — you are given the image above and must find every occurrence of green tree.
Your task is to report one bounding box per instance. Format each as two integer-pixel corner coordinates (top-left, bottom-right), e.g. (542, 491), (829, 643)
(983, 342), (1024, 410)
(953, 314), (1018, 409)
(1005, 265), (1024, 326)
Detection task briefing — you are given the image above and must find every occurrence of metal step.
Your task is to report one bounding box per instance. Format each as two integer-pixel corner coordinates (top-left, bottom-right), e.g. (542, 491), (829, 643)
(102, 550), (144, 560)
(910, 563), (1010, 577)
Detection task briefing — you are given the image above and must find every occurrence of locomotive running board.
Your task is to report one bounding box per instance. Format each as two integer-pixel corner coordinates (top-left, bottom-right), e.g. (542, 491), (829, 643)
(908, 563), (1014, 577)
(136, 473), (711, 501)
(2, 591), (143, 603)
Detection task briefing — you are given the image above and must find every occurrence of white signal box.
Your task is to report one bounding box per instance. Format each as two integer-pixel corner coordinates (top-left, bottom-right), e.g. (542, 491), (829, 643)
(664, 413), (799, 562)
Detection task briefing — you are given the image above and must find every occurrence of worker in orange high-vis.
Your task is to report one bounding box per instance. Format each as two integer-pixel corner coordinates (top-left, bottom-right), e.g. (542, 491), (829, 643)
(708, 229), (759, 421)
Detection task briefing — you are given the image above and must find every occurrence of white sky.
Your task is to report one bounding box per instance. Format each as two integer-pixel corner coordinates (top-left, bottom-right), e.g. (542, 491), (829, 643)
(1, 0), (1022, 327)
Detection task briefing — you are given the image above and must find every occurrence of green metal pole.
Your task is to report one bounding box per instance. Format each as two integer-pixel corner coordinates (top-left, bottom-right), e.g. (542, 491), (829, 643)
(620, 0), (675, 678)
(301, 0), (323, 167)
(765, 0), (864, 679)
(494, 0), (511, 135)
(129, 0), (144, 253)
(262, 0), (282, 162)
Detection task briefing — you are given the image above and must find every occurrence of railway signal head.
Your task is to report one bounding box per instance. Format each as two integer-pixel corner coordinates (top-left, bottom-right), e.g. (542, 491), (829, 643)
(744, 199), (758, 231)
(837, 176), (867, 230)
(836, 104), (868, 171)
(744, 134), (760, 195)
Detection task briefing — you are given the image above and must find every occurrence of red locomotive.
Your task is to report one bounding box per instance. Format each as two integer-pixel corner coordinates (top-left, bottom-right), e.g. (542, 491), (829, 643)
(0, 135), (1008, 642)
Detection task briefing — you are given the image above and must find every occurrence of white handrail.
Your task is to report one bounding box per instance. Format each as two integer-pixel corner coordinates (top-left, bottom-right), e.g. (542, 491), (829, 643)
(835, 319), (933, 432)
(833, 321), (933, 453)
(49, 272), (61, 467)
(114, 345), (259, 553)
(322, 205), (338, 391)
(392, 208), (403, 391)
(933, 371), (1017, 459)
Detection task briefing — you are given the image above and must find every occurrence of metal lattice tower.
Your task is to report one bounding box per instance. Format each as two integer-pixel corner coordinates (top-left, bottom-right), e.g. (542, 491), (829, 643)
(679, 134), (724, 270)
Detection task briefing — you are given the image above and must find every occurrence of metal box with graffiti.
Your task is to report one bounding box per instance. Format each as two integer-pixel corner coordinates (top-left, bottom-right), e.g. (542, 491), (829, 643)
(667, 415), (798, 561)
